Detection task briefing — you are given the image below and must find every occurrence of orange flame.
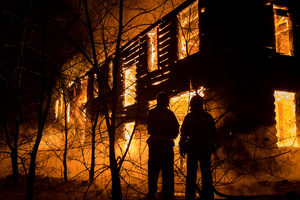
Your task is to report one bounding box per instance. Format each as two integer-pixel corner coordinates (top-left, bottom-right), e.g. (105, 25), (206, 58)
(124, 65), (137, 106)
(273, 5), (294, 56)
(274, 91), (298, 147)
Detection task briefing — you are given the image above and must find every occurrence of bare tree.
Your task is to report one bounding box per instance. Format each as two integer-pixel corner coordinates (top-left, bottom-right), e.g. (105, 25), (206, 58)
(0, 0), (85, 199)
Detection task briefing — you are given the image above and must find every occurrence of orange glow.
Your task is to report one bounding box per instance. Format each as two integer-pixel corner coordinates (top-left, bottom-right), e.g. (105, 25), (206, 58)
(66, 102), (70, 123)
(94, 74), (98, 98)
(273, 5), (294, 56)
(177, 0), (199, 59)
(124, 65), (137, 106)
(109, 60), (113, 89)
(274, 91), (298, 147)
(148, 28), (158, 72)
(152, 78), (168, 85)
(124, 122), (135, 150)
(55, 99), (59, 119)
(148, 87), (205, 146)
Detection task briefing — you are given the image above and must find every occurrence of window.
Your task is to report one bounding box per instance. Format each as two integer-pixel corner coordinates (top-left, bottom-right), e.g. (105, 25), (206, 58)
(124, 65), (137, 106)
(274, 91), (298, 147)
(147, 28), (158, 72)
(273, 5), (294, 56)
(177, 0), (199, 59)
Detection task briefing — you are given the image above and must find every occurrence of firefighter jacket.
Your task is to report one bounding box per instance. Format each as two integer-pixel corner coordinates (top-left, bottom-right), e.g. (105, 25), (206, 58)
(180, 110), (217, 154)
(147, 105), (179, 146)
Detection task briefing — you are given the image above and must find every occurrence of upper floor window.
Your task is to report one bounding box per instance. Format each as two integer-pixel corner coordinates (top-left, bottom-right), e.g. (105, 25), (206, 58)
(273, 5), (294, 56)
(147, 28), (158, 72)
(177, 0), (199, 59)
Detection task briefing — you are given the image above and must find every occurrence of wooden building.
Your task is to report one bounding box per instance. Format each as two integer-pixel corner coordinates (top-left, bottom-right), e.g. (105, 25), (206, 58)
(66, 0), (300, 153)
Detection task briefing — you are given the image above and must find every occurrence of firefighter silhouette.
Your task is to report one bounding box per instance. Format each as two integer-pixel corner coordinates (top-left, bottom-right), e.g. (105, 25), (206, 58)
(147, 92), (179, 198)
(179, 95), (218, 200)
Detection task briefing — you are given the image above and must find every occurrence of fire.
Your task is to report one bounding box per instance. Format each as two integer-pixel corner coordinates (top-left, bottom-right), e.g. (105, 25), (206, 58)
(124, 122), (135, 150)
(148, 28), (158, 72)
(148, 87), (205, 146)
(55, 99), (59, 119)
(109, 60), (113, 89)
(66, 102), (70, 123)
(273, 5), (294, 56)
(124, 65), (137, 106)
(274, 91), (298, 147)
(177, 0), (199, 59)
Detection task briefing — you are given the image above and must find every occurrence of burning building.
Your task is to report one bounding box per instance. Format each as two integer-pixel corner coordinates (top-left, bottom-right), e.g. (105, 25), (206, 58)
(49, 0), (300, 197)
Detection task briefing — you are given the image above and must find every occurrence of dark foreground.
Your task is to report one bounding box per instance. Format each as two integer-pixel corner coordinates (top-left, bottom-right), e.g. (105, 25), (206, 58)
(1, 176), (300, 200)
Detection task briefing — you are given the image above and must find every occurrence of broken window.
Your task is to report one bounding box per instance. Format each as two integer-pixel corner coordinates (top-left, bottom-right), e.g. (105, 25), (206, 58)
(177, 0), (199, 59)
(273, 5), (294, 56)
(274, 91), (298, 147)
(124, 65), (137, 106)
(147, 28), (158, 72)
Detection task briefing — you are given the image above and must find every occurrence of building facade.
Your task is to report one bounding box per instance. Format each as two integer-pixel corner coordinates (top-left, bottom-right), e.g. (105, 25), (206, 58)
(51, 0), (300, 192)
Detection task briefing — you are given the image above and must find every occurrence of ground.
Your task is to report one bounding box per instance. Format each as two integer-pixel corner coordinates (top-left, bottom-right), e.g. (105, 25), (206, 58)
(1, 175), (300, 200)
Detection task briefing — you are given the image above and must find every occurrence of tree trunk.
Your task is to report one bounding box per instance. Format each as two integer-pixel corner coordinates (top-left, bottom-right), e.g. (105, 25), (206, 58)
(63, 89), (68, 182)
(89, 114), (98, 183)
(109, 1), (123, 199)
(2, 119), (20, 185)
(11, 148), (19, 185)
(109, 129), (122, 200)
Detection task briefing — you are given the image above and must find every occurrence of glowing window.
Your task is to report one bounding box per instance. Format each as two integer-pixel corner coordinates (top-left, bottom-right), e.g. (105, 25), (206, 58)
(124, 122), (135, 150)
(273, 5), (294, 56)
(124, 65), (137, 106)
(274, 91), (298, 147)
(66, 102), (70, 123)
(80, 76), (88, 104)
(147, 28), (158, 72)
(177, 0), (199, 59)
(148, 87), (205, 125)
(55, 99), (59, 119)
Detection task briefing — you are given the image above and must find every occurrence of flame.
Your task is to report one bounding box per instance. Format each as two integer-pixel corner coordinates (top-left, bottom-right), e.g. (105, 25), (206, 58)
(124, 65), (137, 106)
(55, 99), (59, 119)
(67, 102), (70, 123)
(274, 91), (298, 147)
(124, 122), (135, 150)
(148, 28), (158, 72)
(177, 0), (199, 59)
(273, 5), (294, 56)
(148, 87), (205, 146)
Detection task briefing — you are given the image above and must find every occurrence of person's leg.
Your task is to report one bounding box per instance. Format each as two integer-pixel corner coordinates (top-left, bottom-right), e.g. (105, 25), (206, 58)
(162, 146), (174, 197)
(148, 145), (161, 197)
(185, 153), (198, 200)
(199, 153), (214, 200)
